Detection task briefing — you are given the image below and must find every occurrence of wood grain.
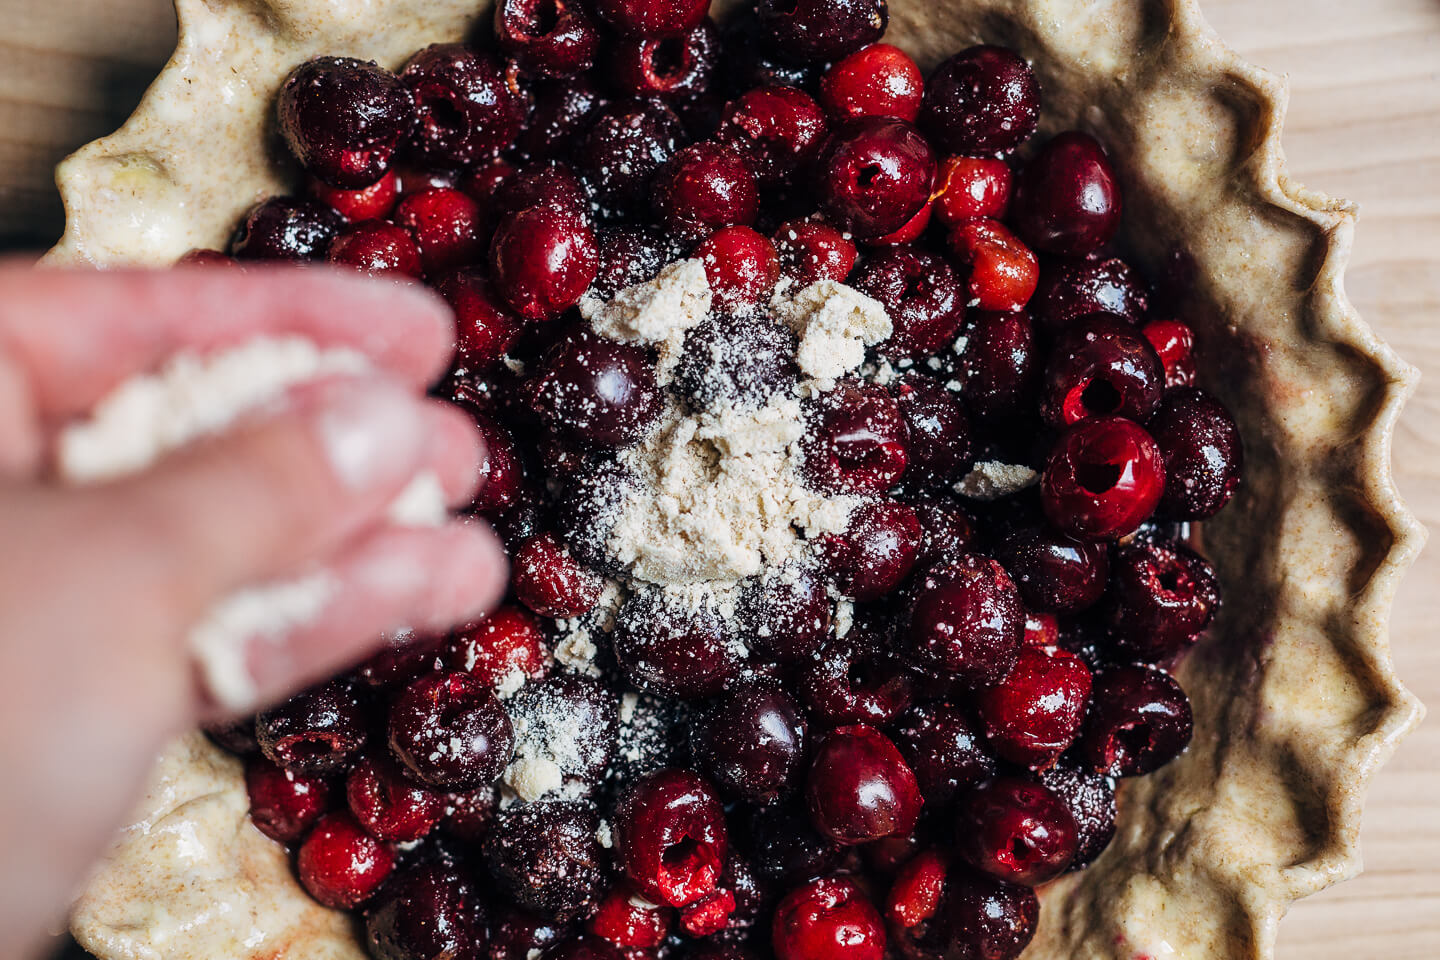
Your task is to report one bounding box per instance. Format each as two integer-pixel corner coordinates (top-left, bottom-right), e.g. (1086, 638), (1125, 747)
(0, 0), (1437, 956)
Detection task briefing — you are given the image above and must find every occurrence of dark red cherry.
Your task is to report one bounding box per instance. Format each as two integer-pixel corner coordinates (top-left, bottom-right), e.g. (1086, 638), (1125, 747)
(697, 226), (781, 310)
(364, 862), (487, 960)
(919, 45), (1039, 155)
(816, 117), (936, 239)
(592, 226), (679, 299)
(1149, 387), (1243, 519)
(610, 18), (720, 99)
(674, 312), (796, 411)
(737, 562), (833, 663)
(277, 57), (414, 188)
(887, 855), (1039, 960)
(850, 247), (965, 359)
(204, 716), (259, 754)
(483, 800), (608, 920)
(244, 756), (334, 844)
(890, 701), (996, 806)
(468, 409), (526, 515)
(486, 908), (566, 960)
(1041, 314), (1165, 428)
(616, 768), (729, 907)
(976, 646), (1092, 768)
(905, 554), (1023, 686)
(296, 810), (395, 909)
(387, 672), (514, 789)
(352, 631), (444, 691)
(932, 155), (1012, 227)
(1101, 537), (1220, 661)
(445, 603), (549, 690)
(953, 777), (1077, 885)
(255, 679), (368, 775)
(800, 378), (909, 495)
(507, 675), (619, 793)
(512, 532), (603, 618)
(575, 100), (685, 217)
(593, 0), (710, 37)
(1036, 759), (1117, 870)
(692, 681), (808, 805)
(1032, 257), (1150, 332)
(797, 632), (915, 727)
(820, 499), (922, 601)
(530, 328), (662, 449)
(1076, 665), (1193, 777)
(1011, 132), (1122, 256)
(773, 876), (885, 960)
(755, 0), (888, 65)
(516, 77), (606, 160)
(492, 159), (591, 220)
(744, 803), (843, 887)
(773, 219), (858, 286)
(910, 498), (979, 569)
(892, 375), (974, 488)
(310, 169), (400, 221)
(401, 45), (528, 168)
(1142, 317), (1198, 388)
(947, 218), (1039, 314)
(806, 724), (922, 845)
(495, 0), (599, 77)
(327, 220), (423, 277)
(393, 186), (486, 275)
(346, 754), (444, 842)
(231, 197), (345, 261)
(1040, 416), (1165, 541)
(438, 269), (524, 373)
(995, 525), (1110, 613)
(949, 309), (1039, 422)
(652, 141), (760, 242)
(819, 43), (923, 122)
(612, 589), (742, 698)
(717, 85), (829, 188)
(491, 206), (598, 320)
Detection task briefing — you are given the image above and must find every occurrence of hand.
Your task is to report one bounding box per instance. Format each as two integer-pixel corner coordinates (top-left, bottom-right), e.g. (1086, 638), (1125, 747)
(0, 265), (508, 959)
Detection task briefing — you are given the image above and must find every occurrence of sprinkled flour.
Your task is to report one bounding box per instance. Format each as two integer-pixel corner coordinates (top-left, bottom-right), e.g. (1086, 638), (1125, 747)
(955, 460), (1040, 500)
(770, 279), (892, 386)
(56, 335), (448, 709)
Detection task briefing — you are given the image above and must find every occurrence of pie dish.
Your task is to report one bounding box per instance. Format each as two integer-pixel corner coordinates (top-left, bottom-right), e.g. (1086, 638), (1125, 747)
(48, 0), (1424, 958)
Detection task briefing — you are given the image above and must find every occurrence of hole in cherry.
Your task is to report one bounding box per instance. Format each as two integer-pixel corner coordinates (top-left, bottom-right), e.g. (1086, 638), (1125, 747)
(1079, 377), (1122, 415)
(858, 165), (883, 188)
(902, 275), (929, 300)
(420, 91), (466, 136)
(283, 737), (336, 763)
(1007, 836), (1035, 865)
(1074, 461), (1122, 494)
(768, 0), (800, 14)
(649, 37), (687, 82)
(663, 836), (704, 872)
(1111, 723), (1152, 764)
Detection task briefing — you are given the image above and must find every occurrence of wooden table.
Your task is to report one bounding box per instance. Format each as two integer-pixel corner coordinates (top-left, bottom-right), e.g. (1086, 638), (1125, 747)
(2, 0), (1438, 955)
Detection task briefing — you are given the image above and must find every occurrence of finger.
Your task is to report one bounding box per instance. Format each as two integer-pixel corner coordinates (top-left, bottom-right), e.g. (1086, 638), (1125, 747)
(89, 375), (475, 612)
(0, 264), (458, 423)
(203, 519), (509, 713)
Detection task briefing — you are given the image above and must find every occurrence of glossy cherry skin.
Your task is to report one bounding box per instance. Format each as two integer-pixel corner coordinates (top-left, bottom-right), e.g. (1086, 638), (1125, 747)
(593, 0), (710, 37)
(976, 646), (1092, 768)
(822, 499), (923, 601)
(1036, 760), (1117, 870)
(743, 802), (843, 887)
(806, 724), (923, 845)
(774, 219), (858, 286)
(231, 197), (345, 261)
(953, 777), (1078, 885)
(244, 756), (334, 844)
(277, 57), (414, 188)
(887, 855), (1039, 960)
(692, 681), (808, 805)
(327, 220), (423, 277)
(1076, 665), (1193, 777)
(516, 77), (605, 160)
(1011, 132), (1123, 256)
(949, 309), (1040, 422)
(797, 632), (916, 727)
(296, 810), (396, 909)
(1149, 387), (1243, 519)
(890, 701), (996, 806)
(755, 0), (888, 65)
(820, 43), (923, 122)
(851, 247), (966, 359)
(364, 862), (487, 960)
(437, 269), (523, 373)
(1033, 257), (1150, 332)
(592, 225), (678, 299)
(1040, 416), (1165, 541)
(483, 800), (608, 921)
(494, 0), (599, 77)
(905, 554), (1024, 686)
(486, 909), (567, 960)
(948, 218), (1039, 314)
(1042, 314), (1165, 428)
(255, 680), (368, 774)
(891, 376), (974, 490)
(346, 754), (444, 842)
(490, 206), (599, 320)
(816, 117), (936, 239)
(492, 159), (591, 220)
(576, 100), (685, 217)
(996, 524), (1110, 613)
(772, 875), (886, 960)
(588, 879), (674, 948)
(932, 155), (1012, 227)
(468, 408), (525, 515)
(1142, 317), (1198, 388)
(697, 225), (781, 310)
(400, 45), (528, 168)
(737, 562), (833, 662)
(1101, 537), (1220, 661)
(386, 672), (514, 789)
(616, 768), (729, 907)
(530, 328), (662, 450)
(610, 18), (720, 100)
(612, 590), (742, 698)
(309, 169), (399, 221)
(919, 45), (1039, 155)
(717, 85), (829, 187)
(444, 603), (549, 689)
(800, 378), (909, 494)
(511, 532), (603, 618)
(652, 141), (760, 241)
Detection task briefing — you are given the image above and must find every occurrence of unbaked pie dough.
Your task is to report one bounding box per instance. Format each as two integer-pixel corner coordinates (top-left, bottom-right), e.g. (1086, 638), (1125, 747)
(50, 0), (1424, 958)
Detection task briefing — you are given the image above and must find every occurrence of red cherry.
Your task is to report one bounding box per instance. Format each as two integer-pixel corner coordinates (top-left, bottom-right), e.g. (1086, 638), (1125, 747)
(393, 187), (486, 275)
(953, 778), (1077, 886)
(437, 269), (524, 373)
(1011, 132), (1123, 256)
(512, 532), (604, 618)
(345, 754), (444, 842)
(773, 219), (857, 286)
(615, 769), (729, 907)
(717, 85), (829, 188)
(1142, 317), (1198, 388)
(244, 756), (334, 844)
(652, 141), (760, 241)
(327, 220), (423, 277)
(309, 170), (399, 221)
(772, 875), (886, 960)
(697, 225), (781, 310)
(490, 206), (599, 320)
(976, 646), (1092, 768)
(445, 603), (550, 689)
(296, 810), (396, 909)
(819, 43), (924, 122)
(1040, 416), (1165, 541)
(864, 198), (933, 247)
(806, 724), (923, 845)
(947, 218), (1039, 313)
(678, 887), (737, 937)
(587, 880), (674, 948)
(816, 117), (936, 240)
(932, 155), (1012, 227)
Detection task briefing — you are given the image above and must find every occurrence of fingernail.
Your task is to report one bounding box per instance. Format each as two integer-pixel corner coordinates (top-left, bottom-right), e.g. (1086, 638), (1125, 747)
(303, 378), (427, 493)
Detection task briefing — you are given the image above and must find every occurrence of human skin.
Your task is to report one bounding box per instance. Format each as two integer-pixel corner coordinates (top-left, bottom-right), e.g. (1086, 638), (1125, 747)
(0, 265), (509, 959)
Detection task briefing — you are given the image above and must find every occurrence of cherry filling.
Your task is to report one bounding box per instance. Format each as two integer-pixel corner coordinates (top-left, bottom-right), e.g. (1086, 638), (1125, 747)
(616, 770), (729, 907)
(801, 379), (909, 494)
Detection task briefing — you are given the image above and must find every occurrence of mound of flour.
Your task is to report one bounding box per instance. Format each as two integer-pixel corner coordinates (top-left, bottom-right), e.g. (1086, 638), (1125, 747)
(57, 335), (447, 709)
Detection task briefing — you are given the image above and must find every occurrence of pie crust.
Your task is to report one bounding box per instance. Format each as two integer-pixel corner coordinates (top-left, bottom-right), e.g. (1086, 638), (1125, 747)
(49, 0), (1425, 957)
